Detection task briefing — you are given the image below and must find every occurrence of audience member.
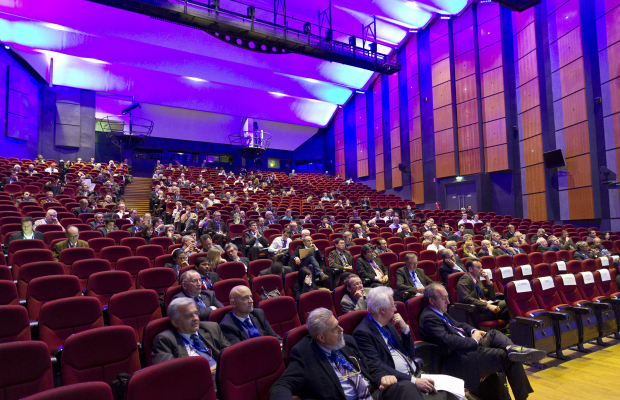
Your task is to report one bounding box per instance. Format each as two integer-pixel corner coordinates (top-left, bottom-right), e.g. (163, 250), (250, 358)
(457, 260), (509, 325)
(328, 238), (354, 283)
(6, 217), (44, 247)
(193, 256), (220, 290)
(224, 243), (250, 270)
(244, 221), (269, 260)
(357, 244), (390, 288)
(34, 209), (65, 231)
(172, 270), (223, 321)
(71, 199), (93, 218)
(292, 236), (329, 282)
(395, 253), (432, 296)
(166, 249), (189, 283)
(293, 266), (318, 301)
(52, 226), (88, 261)
(340, 274), (367, 314)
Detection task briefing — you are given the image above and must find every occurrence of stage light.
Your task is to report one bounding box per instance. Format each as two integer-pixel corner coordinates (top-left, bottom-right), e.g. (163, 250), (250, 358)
(236, 38), (242, 45)
(249, 42), (255, 49)
(355, 90), (364, 94)
(440, 15), (451, 20)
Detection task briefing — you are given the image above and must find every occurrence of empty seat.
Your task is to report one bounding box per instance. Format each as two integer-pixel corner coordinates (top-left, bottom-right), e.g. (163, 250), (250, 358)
(283, 324), (309, 365)
(58, 247), (96, 275)
(76, 230), (103, 242)
(120, 237), (147, 255)
(17, 261), (65, 299)
(136, 245), (165, 267)
(213, 279), (248, 306)
(217, 336), (284, 400)
(20, 382), (113, 400)
(149, 237), (174, 251)
(0, 266), (11, 281)
(71, 259), (112, 291)
(38, 297), (104, 354)
(0, 341), (53, 400)
(257, 296), (300, 337)
(338, 309), (369, 335)
(108, 289), (162, 343)
(0, 305), (31, 343)
(100, 246), (132, 269)
(377, 252), (398, 268)
(116, 256), (151, 288)
(11, 249), (54, 280)
(0, 280), (18, 306)
(87, 238), (115, 258)
(297, 290), (337, 324)
(106, 230), (131, 244)
(86, 271), (134, 308)
(208, 305), (233, 323)
(127, 357), (216, 400)
(7, 239), (46, 266)
(61, 326), (141, 385)
(250, 275), (284, 304)
(215, 261), (247, 281)
(26, 275), (81, 320)
(136, 268), (178, 295)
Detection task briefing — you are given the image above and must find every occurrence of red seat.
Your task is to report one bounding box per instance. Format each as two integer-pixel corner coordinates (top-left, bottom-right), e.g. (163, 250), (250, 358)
(136, 268), (178, 295)
(7, 239), (46, 266)
(116, 256), (151, 288)
(217, 336), (284, 400)
(0, 280), (18, 306)
(0, 341), (53, 399)
(419, 249), (437, 262)
(77, 230), (103, 242)
(258, 296), (300, 337)
(38, 297), (104, 355)
(0, 266), (11, 281)
(107, 230), (131, 244)
(213, 279), (248, 306)
(514, 264), (534, 281)
(248, 259), (272, 280)
(108, 289), (162, 343)
(142, 317), (171, 367)
(542, 251), (558, 264)
(0, 305), (31, 343)
(512, 253), (529, 268)
(582, 259), (597, 273)
(208, 305), (233, 323)
(17, 261), (65, 299)
(26, 275), (81, 320)
(388, 243), (405, 255)
(406, 295), (426, 341)
(495, 255), (513, 269)
(100, 246), (132, 269)
(377, 252), (398, 268)
(87, 238), (115, 258)
(136, 245), (165, 267)
(61, 326), (141, 385)
(36, 224), (65, 234)
(297, 290), (336, 324)
(153, 254), (174, 270)
(284, 271), (297, 298)
(332, 285), (348, 316)
(10, 249), (54, 280)
(528, 252), (543, 266)
(120, 237), (147, 255)
(418, 260), (439, 282)
(71, 259), (112, 291)
(283, 324), (309, 365)
(338, 309), (369, 335)
(479, 256), (496, 270)
(149, 237), (174, 252)
(251, 275), (284, 304)
(86, 271), (134, 308)
(20, 382), (113, 400)
(59, 247), (96, 275)
(59, 218), (82, 229)
(532, 263), (552, 279)
(216, 261), (247, 281)
(127, 357), (216, 400)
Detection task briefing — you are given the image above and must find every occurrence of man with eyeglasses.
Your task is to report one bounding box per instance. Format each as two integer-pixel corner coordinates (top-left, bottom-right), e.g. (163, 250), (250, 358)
(52, 225), (88, 261)
(172, 270), (223, 321)
(205, 211), (229, 247)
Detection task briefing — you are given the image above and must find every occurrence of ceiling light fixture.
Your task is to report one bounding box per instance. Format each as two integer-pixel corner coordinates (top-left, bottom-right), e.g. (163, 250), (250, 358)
(440, 15), (451, 20)
(186, 76), (207, 82)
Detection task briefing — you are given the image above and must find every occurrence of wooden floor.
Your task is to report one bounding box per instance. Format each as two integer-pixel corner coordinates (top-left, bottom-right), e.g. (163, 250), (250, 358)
(520, 336), (620, 400)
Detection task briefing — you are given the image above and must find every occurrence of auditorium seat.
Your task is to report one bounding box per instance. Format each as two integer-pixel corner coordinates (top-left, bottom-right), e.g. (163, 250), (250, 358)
(108, 289), (162, 343)
(0, 305), (31, 343)
(7, 239), (45, 266)
(418, 260), (439, 282)
(297, 290), (336, 324)
(61, 326), (141, 385)
(215, 261), (247, 282)
(87, 238), (115, 258)
(251, 275), (284, 304)
(0, 280), (18, 306)
(21, 382), (113, 400)
(378, 252), (398, 268)
(153, 254), (174, 270)
(514, 264), (534, 281)
(388, 263), (403, 290)
(0, 266), (11, 281)
(100, 246), (132, 269)
(136, 268), (177, 296)
(142, 317), (171, 367)
(11, 248), (54, 280)
(107, 230), (131, 244)
(217, 336), (284, 400)
(116, 256), (151, 288)
(86, 271), (134, 308)
(248, 259), (272, 280)
(419, 250), (437, 262)
(71, 259), (112, 291)
(338, 309), (368, 335)
(17, 261), (65, 299)
(512, 253), (529, 268)
(258, 296), (300, 337)
(129, 357), (216, 400)
(136, 245), (165, 267)
(0, 341), (53, 400)
(495, 255), (512, 269)
(575, 271), (618, 337)
(77, 230), (102, 241)
(149, 237), (174, 252)
(493, 267), (515, 294)
(120, 237), (147, 255)
(283, 324), (309, 365)
(213, 279), (248, 306)
(38, 297), (104, 354)
(207, 305), (233, 323)
(59, 247), (96, 274)
(26, 275), (81, 320)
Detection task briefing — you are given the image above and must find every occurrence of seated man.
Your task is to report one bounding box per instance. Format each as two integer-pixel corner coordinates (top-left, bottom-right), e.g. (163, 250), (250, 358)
(72, 199), (93, 218)
(374, 239), (393, 256)
(457, 260), (510, 325)
(492, 239), (513, 257)
(547, 236), (563, 252)
(151, 297), (230, 385)
(529, 228), (548, 244)
(199, 234), (224, 254)
(357, 244), (390, 288)
(88, 213), (105, 230)
(489, 232), (502, 247)
(224, 243), (250, 271)
(180, 235), (199, 256)
(205, 211), (228, 247)
(127, 217), (144, 237)
(34, 209), (65, 232)
(244, 221), (269, 260)
(420, 283), (544, 400)
(328, 238), (354, 284)
(39, 190), (56, 206)
(341, 274), (367, 314)
(15, 191), (36, 206)
(52, 226), (89, 261)
(172, 270), (223, 321)
(397, 224), (413, 239)
(6, 217), (44, 248)
(219, 285), (282, 345)
(354, 287), (456, 399)
(477, 240), (493, 258)
(292, 236), (329, 282)
(438, 246), (466, 283)
(270, 307), (421, 400)
(395, 253), (433, 296)
(352, 224), (369, 240)
(535, 237), (552, 253)
(573, 241), (594, 261)
(268, 228), (292, 265)
(426, 235), (445, 253)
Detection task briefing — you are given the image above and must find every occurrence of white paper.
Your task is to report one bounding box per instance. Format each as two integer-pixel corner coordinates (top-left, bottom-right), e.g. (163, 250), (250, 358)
(600, 257), (609, 267)
(514, 279), (532, 293)
(421, 374), (465, 400)
(520, 264), (532, 276)
(581, 271), (594, 284)
(556, 261), (567, 271)
(612, 255), (619, 261)
(499, 267), (513, 279)
(599, 268), (611, 282)
(84, 178), (96, 192)
(539, 276), (555, 291)
(480, 268), (493, 281)
(560, 274), (576, 286)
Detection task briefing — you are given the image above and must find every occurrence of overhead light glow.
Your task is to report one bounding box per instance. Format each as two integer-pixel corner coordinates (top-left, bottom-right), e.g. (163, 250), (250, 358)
(40, 22), (74, 32)
(82, 57), (109, 64)
(268, 92), (287, 97)
(440, 15), (452, 20)
(355, 90), (364, 94)
(185, 76), (207, 82)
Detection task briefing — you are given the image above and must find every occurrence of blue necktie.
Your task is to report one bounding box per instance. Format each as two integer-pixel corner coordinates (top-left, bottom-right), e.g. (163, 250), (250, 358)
(195, 296), (206, 309)
(191, 334), (210, 354)
(243, 318), (260, 338)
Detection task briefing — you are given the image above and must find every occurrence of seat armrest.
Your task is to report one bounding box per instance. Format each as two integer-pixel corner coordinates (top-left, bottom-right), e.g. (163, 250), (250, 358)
(589, 302), (611, 310)
(29, 321), (39, 340)
(546, 311), (570, 320)
(514, 316), (545, 328)
(598, 297), (620, 306)
(413, 357), (424, 368)
(567, 306), (593, 315)
(413, 340), (450, 356)
(452, 303), (476, 313)
(494, 293), (505, 301)
(19, 299), (26, 306)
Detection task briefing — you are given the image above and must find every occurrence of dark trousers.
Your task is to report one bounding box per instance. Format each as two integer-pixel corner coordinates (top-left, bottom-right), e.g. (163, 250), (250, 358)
(298, 256), (322, 280)
(373, 380), (449, 400)
(212, 233), (228, 247)
(248, 246), (269, 261)
(477, 329), (533, 400)
(478, 300), (511, 323)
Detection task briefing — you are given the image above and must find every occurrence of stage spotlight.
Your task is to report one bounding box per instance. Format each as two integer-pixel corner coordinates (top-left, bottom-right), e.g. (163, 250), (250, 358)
(236, 38), (242, 45)
(261, 44), (267, 51)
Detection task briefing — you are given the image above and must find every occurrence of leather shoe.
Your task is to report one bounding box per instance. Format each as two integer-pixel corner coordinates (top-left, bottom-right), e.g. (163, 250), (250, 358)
(507, 346), (546, 363)
(319, 273), (330, 281)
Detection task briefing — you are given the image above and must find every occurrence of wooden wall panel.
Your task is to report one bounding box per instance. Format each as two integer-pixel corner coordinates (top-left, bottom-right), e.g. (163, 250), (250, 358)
(567, 187), (595, 219)
(520, 78), (541, 112)
(456, 100), (479, 127)
(455, 51), (476, 80)
(484, 144), (509, 172)
(433, 82), (453, 109)
(458, 124), (480, 151)
(481, 67), (505, 98)
(521, 106), (542, 139)
(455, 74), (477, 104)
(518, 50), (539, 85)
(565, 154), (592, 189)
(563, 121), (590, 158)
(522, 135), (544, 167)
(460, 149), (481, 176)
(481, 92), (506, 122)
(525, 164), (547, 194)
(436, 153), (456, 178)
(483, 119), (507, 147)
(407, 34), (424, 203)
(526, 193), (548, 222)
(435, 128), (455, 155)
(334, 109), (345, 178)
(389, 67), (402, 188)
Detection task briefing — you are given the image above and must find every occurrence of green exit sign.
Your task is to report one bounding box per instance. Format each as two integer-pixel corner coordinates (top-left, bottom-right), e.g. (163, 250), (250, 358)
(455, 176), (464, 182)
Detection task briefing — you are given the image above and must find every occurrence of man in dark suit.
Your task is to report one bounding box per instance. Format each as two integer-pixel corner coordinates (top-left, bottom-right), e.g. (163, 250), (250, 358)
(126, 217), (144, 237)
(476, 240), (493, 258)
(205, 211), (228, 247)
(5, 217), (44, 249)
(535, 237), (553, 253)
(270, 307), (421, 400)
(71, 199), (93, 218)
(573, 241), (593, 261)
(481, 222), (494, 237)
(291, 236), (329, 282)
(327, 238), (354, 284)
(219, 285), (282, 345)
(395, 253), (433, 295)
(151, 297), (230, 385)
(172, 270), (223, 321)
(353, 287), (452, 399)
(492, 239), (514, 257)
(352, 224), (370, 240)
(397, 224), (413, 240)
(193, 256), (220, 290)
(223, 243), (250, 271)
(438, 243), (466, 284)
(15, 191), (36, 206)
(419, 283), (544, 400)
(0, 172), (18, 190)
(340, 274), (368, 314)
(52, 226), (89, 261)
(504, 225), (516, 240)
(357, 244), (390, 287)
(457, 260), (509, 326)
(88, 213), (105, 230)
(244, 221), (269, 260)
(530, 228), (548, 244)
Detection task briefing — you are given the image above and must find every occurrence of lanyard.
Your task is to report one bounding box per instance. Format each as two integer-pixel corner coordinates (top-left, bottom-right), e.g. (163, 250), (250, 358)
(431, 309), (453, 326)
(179, 334), (212, 358)
(368, 316), (402, 353)
(327, 351), (357, 372)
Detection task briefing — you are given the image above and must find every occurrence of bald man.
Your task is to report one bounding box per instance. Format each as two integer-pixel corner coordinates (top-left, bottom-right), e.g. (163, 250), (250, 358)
(218, 285), (282, 345)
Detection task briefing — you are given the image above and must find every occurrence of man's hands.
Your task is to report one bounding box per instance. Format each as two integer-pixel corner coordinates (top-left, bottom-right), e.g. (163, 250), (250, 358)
(415, 377), (437, 393)
(416, 287), (425, 294)
(391, 313), (408, 331)
(180, 260), (189, 268)
(379, 375), (398, 391)
(471, 330), (487, 344)
(210, 364), (217, 373)
(353, 288), (364, 300)
(295, 257), (301, 265)
(480, 270), (491, 283)
(379, 275), (389, 284)
(486, 304), (500, 313)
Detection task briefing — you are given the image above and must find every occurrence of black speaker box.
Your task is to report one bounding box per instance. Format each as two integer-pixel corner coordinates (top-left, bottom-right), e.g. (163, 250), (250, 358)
(493, 0), (541, 12)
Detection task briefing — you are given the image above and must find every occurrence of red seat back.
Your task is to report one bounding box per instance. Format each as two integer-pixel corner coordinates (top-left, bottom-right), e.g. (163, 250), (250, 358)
(87, 238), (115, 257)
(208, 305), (233, 323)
(377, 252), (398, 268)
(59, 248), (96, 274)
(542, 251), (558, 264)
(338, 309), (368, 335)
(136, 268), (177, 294)
(248, 259), (272, 280)
(554, 274), (585, 305)
(505, 280), (542, 317)
(7, 239), (45, 266)
(108, 289), (162, 343)
(107, 230), (131, 244)
(297, 290), (336, 324)
(576, 272), (604, 301)
(495, 255), (512, 268)
(26, 275), (81, 320)
(100, 246), (132, 269)
(11, 249), (54, 280)
(251, 275), (284, 304)
(71, 259), (111, 291)
(0, 305), (31, 343)
(216, 262), (247, 282)
(528, 252), (543, 266)
(86, 271), (134, 308)
(120, 237), (147, 254)
(17, 261), (65, 299)
(283, 324), (309, 365)
(142, 317), (172, 367)
(116, 256), (152, 288)
(258, 296), (300, 337)
(406, 295), (426, 341)
(0, 341), (53, 399)
(19, 382), (113, 400)
(61, 326), (141, 385)
(0, 280), (18, 306)
(136, 245), (165, 266)
(493, 267), (515, 294)
(594, 268), (620, 298)
(512, 253), (529, 268)
(419, 250), (437, 262)
(446, 272), (465, 303)
(149, 237), (174, 251)
(38, 297), (103, 354)
(532, 277), (565, 311)
(213, 279), (248, 306)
